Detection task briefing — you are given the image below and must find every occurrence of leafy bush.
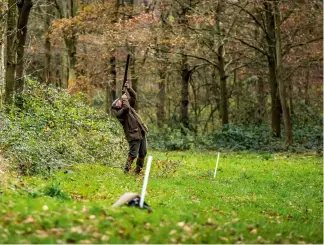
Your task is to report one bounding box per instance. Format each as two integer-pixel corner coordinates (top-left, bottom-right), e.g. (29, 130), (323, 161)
(149, 125), (195, 151)
(0, 80), (127, 175)
(149, 123), (322, 153)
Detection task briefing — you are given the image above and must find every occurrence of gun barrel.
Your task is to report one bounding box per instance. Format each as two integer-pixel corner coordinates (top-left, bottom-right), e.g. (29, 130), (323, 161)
(122, 54), (131, 92)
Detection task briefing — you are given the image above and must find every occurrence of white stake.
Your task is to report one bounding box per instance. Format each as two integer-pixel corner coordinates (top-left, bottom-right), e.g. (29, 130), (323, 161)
(140, 155), (153, 208)
(213, 152), (220, 178)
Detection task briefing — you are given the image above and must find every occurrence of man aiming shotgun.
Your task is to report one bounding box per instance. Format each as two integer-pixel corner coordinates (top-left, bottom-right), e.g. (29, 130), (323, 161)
(111, 55), (148, 174)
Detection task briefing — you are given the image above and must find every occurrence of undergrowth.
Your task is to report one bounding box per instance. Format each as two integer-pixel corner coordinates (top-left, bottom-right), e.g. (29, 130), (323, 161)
(149, 123), (323, 152)
(0, 80), (127, 176)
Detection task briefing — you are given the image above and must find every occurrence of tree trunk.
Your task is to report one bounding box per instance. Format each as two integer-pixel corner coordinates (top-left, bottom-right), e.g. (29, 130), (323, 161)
(61, 52), (69, 89)
(180, 55), (190, 128)
(65, 36), (77, 89)
(4, 0), (17, 105)
(64, 0), (77, 89)
(0, 0), (6, 99)
(288, 78), (293, 115)
(15, 0), (33, 93)
(130, 45), (138, 110)
(256, 77), (266, 124)
(218, 46), (228, 126)
(234, 70), (241, 122)
(215, 1), (228, 126)
(305, 65), (310, 106)
(43, 0), (52, 84)
(177, 4), (191, 129)
(274, 1), (292, 145)
(265, 2), (281, 137)
(157, 69), (166, 127)
(106, 55), (117, 114)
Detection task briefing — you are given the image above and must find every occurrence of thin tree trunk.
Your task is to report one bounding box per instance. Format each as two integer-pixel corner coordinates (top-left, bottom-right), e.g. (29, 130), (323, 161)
(235, 70), (241, 122)
(64, 0), (77, 89)
(0, 0), (6, 100)
(288, 78), (293, 115)
(61, 52), (69, 89)
(265, 2), (281, 137)
(254, 14), (266, 124)
(156, 8), (169, 127)
(257, 77), (266, 124)
(106, 0), (120, 113)
(178, 5), (190, 129)
(215, 1), (228, 126)
(5, 0), (17, 105)
(218, 46), (228, 126)
(305, 65), (310, 106)
(44, 0), (52, 84)
(274, 1), (292, 145)
(15, 0), (33, 93)
(130, 45), (138, 110)
(180, 55), (190, 128)
(65, 36), (76, 88)
(157, 69), (166, 127)
(107, 55), (117, 114)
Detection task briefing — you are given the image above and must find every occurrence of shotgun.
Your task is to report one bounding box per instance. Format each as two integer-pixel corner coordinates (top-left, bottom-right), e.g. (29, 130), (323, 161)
(122, 54), (131, 94)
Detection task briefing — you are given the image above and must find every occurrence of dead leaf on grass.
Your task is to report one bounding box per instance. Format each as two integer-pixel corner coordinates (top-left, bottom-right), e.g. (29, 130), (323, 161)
(207, 217), (214, 225)
(23, 216), (36, 224)
(250, 229), (257, 234)
(219, 236), (229, 242)
(143, 235), (151, 243)
(231, 218), (240, 224)
(88, 215), (96, 220)
(36, 230), (49, 238)
(169, 230), (177, 235)
(177, 221), (185, 227)
(79, 240), (91, 244)
(183, 225), (192, 233)
(70, 226), (83, 234)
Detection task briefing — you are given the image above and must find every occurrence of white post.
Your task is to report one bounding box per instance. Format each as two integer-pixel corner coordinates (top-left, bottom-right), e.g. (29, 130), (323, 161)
(140, 155), (153, 208)
(213, 152), (220, 178)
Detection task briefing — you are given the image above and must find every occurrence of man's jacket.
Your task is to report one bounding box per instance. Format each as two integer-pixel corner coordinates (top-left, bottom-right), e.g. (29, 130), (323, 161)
(113, 88), (148, 142)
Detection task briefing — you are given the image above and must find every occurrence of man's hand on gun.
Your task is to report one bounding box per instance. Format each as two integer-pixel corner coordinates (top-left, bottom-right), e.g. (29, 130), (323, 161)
(124, 81), (130, 89)
(121, 93), (127, 100)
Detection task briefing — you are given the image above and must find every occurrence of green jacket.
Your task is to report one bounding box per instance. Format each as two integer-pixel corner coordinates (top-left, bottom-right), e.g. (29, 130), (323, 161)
(113, 88), (148, 142)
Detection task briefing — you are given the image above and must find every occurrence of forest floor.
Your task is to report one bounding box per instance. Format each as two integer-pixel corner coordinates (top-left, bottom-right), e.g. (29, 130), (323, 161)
(0, 151), (322, 244)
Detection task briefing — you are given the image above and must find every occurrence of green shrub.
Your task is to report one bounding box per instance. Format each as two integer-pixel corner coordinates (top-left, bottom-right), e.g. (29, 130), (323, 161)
(44, 181), (70, 200)
(149, 123), (322, 153)
(0, 80), (127, 175)
(149, 125), (195, 151)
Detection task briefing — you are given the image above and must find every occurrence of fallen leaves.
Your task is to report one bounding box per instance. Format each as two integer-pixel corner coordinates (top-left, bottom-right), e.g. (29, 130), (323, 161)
(23, 216), (37, 225)
(219, 236), (229, 242)
(207, 217), (214, 225)
(88, 215), (96, 220)
(231, 218), (240, 224)
(71, 226), (83, 234)
(169, 230), (177, 235)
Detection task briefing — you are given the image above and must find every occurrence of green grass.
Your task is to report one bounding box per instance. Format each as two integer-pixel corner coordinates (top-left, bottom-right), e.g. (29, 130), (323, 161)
(0, 151), (322, 244)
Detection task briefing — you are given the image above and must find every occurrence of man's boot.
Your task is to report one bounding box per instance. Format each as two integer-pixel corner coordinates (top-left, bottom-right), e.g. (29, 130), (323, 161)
(124, 156), (134, 173)
(134, 157), (144, 174)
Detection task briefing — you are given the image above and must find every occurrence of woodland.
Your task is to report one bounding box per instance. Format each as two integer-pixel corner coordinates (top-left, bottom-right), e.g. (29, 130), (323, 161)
(0, 0), (322, 152)
(0, 1), (323, 244)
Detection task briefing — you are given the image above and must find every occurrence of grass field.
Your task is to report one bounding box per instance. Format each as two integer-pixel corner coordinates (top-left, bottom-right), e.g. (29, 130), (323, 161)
(0, 151), (322, 244)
